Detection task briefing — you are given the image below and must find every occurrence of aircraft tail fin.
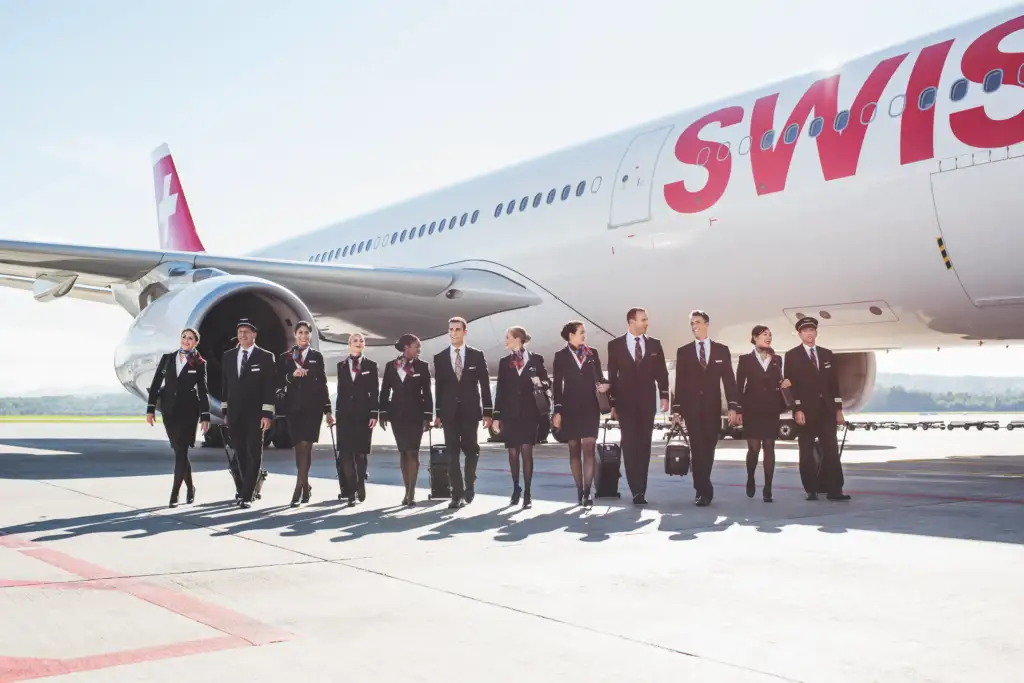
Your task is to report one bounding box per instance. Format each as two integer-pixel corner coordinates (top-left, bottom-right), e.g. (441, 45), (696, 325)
(151, 143), (205, 252)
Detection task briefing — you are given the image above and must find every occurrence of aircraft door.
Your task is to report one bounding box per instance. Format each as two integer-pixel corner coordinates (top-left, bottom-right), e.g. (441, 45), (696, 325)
(609, 125), (674, 229)
(930, 148), (1024, 307)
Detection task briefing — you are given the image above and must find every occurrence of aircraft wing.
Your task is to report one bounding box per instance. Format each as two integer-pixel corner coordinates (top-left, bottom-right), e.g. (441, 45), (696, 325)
(0, 239), (542, 342)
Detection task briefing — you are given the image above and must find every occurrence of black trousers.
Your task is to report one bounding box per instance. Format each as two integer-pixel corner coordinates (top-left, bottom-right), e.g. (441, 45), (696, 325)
(686, 414), (720, 500)
(619, 409), (654, 497)
(444, 404), (480, 499)
(231, 416), (265, 502)
(797, 404), (844, 495)
(164, 415), (197, 494)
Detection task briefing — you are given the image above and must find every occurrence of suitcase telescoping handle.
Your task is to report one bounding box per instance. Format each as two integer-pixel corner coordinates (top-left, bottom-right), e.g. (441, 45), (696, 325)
(666, 421), (690, 445)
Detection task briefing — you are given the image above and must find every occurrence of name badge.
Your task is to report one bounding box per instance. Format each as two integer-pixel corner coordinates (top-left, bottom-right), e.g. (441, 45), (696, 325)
(251, 368), (261, 372)
(468, 366), (476, 370)
(715, 359), (723, 363)
(188, 370), (196, 374)
(309, 360), (317, 364)
(412, 373), (420, 377)
(361, 370), (370, 375)
(824, 362), (832, 369)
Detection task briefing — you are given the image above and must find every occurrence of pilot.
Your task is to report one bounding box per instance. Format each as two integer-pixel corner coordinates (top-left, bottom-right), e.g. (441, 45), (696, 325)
(279, 321), (334, 507)
(334, 332), (379, 506)
(145, 327), (211, 508)
(783, 316), (851, 501)
(221, 319), (277, 508)
(379, 333), (433, 507)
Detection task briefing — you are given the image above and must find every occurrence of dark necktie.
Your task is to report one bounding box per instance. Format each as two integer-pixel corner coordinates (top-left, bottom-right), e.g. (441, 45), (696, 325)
(699, 342), (707, 369)
(809, 347), (818, 370)
(241, 349), (249, 375)
(454, 348), (463, 381)
(352, 356), (360, 376)
(634, 337), (642, 364)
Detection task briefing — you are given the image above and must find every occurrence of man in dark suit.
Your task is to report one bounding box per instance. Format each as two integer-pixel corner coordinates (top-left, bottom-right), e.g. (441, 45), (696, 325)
(671, 310), (739, 506)
(221, 319), (278, 508)
(784, 316), (850, 501)
(434, 316), (493, 508)
(607, 307), (670, 505)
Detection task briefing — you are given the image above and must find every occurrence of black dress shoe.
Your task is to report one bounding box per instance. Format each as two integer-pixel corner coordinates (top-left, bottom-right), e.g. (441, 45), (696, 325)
(186, 487), (195, 504)
(240, 500), (251, 509)
(806, 492), (819, 501)
(448, 498), (464, 510)
(827, 493), (851, 501)
(465, 487), (475, 504)
(695, 496), (709, 507)
(401, 495), (409, 506)
(168, 494), (178, 509)
(633, 494), (648, 505)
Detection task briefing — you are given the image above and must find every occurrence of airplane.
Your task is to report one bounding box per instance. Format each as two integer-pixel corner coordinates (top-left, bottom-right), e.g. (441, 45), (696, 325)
(1, 6), (1023, 448)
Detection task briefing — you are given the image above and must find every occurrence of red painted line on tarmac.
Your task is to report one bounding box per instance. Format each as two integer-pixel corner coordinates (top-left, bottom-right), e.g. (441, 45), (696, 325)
(0, 636), (245, 683)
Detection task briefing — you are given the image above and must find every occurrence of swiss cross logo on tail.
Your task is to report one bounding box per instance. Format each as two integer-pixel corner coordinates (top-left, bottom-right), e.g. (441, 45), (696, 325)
(151, 143), (205, 253)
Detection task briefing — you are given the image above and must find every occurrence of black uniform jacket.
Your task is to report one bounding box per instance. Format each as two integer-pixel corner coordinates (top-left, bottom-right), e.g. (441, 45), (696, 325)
(735, 350), (784, 416)
(783, 344), (843, 419)
(221, 345), (278, 421)
(606, 334), (670, 417)
(552, 345), (605, 417)
(278, 346), (331, 416)
(493, 352), (550, 421)
(146, 351), (211, 423)
(379, 357), (433, 423)
(671, 340), (739, 420)
(433, 345), (493, 423)
(335, 355), (380, 421)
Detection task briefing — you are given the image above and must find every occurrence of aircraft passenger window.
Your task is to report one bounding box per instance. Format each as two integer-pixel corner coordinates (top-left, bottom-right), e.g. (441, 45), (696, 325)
(561, 185), (571, 200)
(519, 196), (529, 212)
(358, 242), (364, 254)
(460, 213), (468, 226)
(547, 189), (556, 204)
(533, 192), (542, 208)
(860, 102), (877, 124)
(783, 123), (800, 145)
(494, 203), (503, 218)
(576, 180), (586, 196)
(407, 228), (415, 241)
(918, 87), (937, 111)
(343, 246), (349, 257)
(759, 130), (775, 150)
(696, 147), (710, 166)
(506, 200), (515, 215)
(374, 237), (382, 249)
(400, 229), (407, 242)
(308, 256), (314, 262)
(834, 110), (850, 131)
(450, 214), (457, 228)
(351, 243), (357, 254)
(439, 218), (447, 232)
(1019, 63), (1024, 86)
(950, 78), (969, 102)
(390, 232), (397, 245)
(737, 136), (751, 155)
(888, 94), (906, 117)
(429, 221), (437, 234)
(716, 142), (731, 162)
(983, 68), (1003, 93)
(591, 176), (602, 192)
(471, 209), (479, 223)
(419, 224), (426, 237)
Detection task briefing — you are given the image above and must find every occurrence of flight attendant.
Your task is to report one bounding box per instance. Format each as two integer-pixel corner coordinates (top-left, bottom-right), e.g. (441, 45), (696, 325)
(492, 326), (549, 509)
(279, 321), (334, 507)
(735, 325), (790, 502)
(552, 320), (609, 507)
(335, 332), (379, 506)
(379, 333), (433, 507)
(146, 327), (211, 508)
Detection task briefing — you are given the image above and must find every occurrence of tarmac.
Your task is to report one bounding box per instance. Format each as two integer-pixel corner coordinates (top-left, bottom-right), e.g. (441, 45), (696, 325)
(0, 421), (1021, 682)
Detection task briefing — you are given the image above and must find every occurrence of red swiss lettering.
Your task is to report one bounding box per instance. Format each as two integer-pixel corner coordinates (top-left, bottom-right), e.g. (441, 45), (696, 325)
(901, 39), (955, 165)
(663, 106), (744, 214)
(950, 15), (1024, 149)
(749, 54), (907, 195)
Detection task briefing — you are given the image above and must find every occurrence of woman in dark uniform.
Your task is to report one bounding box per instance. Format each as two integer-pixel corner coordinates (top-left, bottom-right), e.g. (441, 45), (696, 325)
(146, 327), (211, 508)
(492, 326), (549, 509)
(735, 325), (790, 502)
(552, 320), (610, 508)
(279, 321), (334, 507)
(379, 333), (432, 507)
(335, 332), (379, 506)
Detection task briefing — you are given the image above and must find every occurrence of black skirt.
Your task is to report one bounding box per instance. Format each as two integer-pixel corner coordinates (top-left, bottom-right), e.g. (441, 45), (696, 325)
(557, 397), (600, 441)
(287, 409), (325, 443)
(163, 414), (199, 450)
(336, 416), (373, 455)
(392, 419), (425, 452)
(742, 412), (780, 440)
(501, 416), (539, 447)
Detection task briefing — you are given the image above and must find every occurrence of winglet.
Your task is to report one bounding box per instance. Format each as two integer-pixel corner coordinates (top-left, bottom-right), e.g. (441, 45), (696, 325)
(151, 143), (205, 252)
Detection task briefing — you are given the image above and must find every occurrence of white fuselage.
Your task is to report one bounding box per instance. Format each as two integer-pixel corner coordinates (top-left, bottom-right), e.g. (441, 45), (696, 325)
(249, 7), (1024, 373)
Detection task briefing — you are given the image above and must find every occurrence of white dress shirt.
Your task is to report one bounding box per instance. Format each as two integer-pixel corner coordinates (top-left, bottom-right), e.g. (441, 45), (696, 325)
(753, 348), (771, 371)
(450, 344), (466, 374)
(569, 345), (585, 369)
(175, 351), (188, 376)
(803, 343), (818, 365)
(626, 333), (646, 359)
(237, 344), (255, 376)
(695, 338), (710, 363)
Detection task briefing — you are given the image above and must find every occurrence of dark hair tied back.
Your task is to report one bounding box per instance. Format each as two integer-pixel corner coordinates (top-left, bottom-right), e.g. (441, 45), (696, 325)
(750, 324), (769, 345)
(560, 320), (583, 341)
(395, 333), (419, 352)
(294, 320), (312, 333)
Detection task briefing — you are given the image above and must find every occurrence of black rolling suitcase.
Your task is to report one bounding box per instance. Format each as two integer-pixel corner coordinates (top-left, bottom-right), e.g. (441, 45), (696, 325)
(813, 423), (849, 493)
(664, 423), (691, 476)
(427, 429), (451, 500)
(222, 425), (268, 501)
(594, 421), (622, 499)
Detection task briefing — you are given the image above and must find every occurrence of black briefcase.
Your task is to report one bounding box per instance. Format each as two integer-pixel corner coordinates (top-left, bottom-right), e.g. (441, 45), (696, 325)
(594, 423), (622, 499)
(664, 424), (691, 476)
(427, 430), (451, 500)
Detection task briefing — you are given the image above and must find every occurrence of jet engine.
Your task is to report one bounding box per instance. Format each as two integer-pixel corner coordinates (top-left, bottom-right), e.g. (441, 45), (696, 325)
(114, 272), (315, 437)
(830, 351), (876, 413)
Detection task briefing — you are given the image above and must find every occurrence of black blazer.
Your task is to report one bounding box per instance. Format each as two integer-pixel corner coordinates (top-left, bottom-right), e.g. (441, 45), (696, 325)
(146, 351), (211, 424)
(278, 347), (331, 417)
(606, 334), (670, 417)
(335, 355), (380, 421)
(671, 340), (739, 420)
(736, 350), (784, 417)
(433, 346), (493, 423)
(493, 352), (549, 421)
(783, 344), (842, 420)
(379, 357), (433, 423)
(552, 345), (605, 418)
(221, 345), (278, 421)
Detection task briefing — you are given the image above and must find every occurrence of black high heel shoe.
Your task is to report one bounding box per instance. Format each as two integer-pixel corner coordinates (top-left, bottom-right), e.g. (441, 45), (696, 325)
(301, 485), (311, 504)
(522, 490), (532, 509)
(583, 493), (593, 508)
(168, 492), (179, 509)
(186, 486), (195, 504)
(510, 485), (521, 506)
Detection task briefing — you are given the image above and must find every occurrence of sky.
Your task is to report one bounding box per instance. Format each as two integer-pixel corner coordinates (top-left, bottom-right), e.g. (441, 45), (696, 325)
(0, 0), (1022, 395)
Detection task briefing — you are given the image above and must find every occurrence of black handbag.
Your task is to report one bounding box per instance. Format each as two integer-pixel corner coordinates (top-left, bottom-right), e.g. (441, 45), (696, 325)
(590, 357), (611, 414)
(533, 385), (551, 414)
(664, 423), (691, 476)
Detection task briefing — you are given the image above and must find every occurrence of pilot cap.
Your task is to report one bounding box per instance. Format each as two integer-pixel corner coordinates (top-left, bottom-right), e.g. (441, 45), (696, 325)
(795, 316), (818, 332)
(236, 319), (258, 333)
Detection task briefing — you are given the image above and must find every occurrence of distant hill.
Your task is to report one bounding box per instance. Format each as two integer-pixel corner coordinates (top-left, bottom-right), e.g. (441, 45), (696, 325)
(874, 373), (1024, 394)
(0, 393), (145, 416)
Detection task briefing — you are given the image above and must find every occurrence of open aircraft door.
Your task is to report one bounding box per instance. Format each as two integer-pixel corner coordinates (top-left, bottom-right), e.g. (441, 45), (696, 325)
(608, 125), (674, 229)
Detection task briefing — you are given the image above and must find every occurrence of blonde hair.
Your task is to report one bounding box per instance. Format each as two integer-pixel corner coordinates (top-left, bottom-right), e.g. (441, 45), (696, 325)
(506, 326), (531, 345)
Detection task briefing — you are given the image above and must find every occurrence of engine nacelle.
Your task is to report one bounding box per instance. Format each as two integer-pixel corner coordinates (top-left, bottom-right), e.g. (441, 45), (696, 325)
(114, 274), (315, 420)
(831, 351), (876, 413)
